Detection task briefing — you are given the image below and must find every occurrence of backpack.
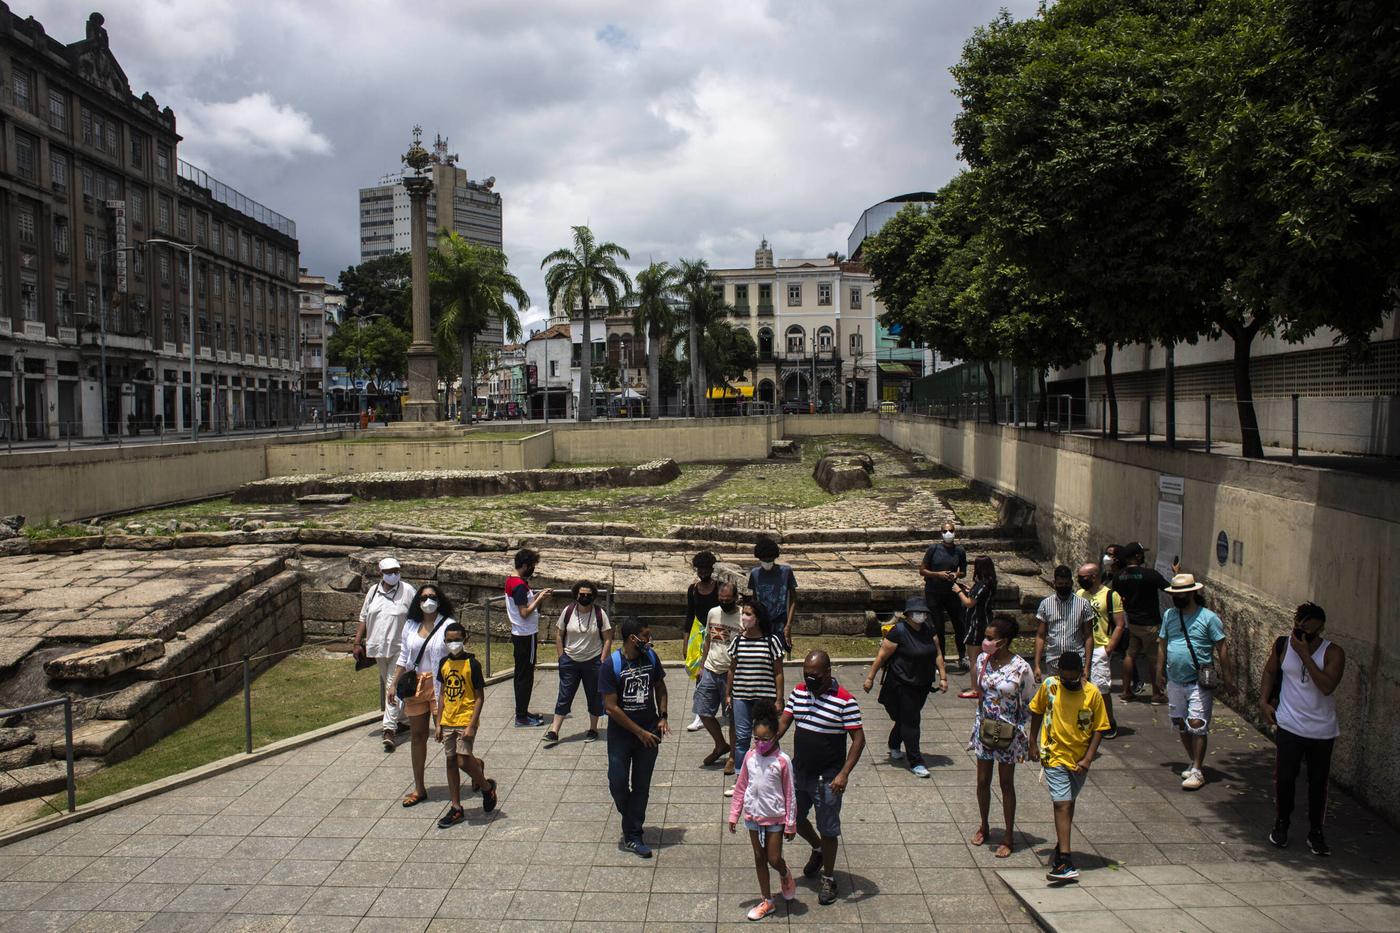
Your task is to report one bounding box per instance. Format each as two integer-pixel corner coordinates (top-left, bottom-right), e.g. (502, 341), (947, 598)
(557, 603), (606, 648)
(611, 646), (659, 679)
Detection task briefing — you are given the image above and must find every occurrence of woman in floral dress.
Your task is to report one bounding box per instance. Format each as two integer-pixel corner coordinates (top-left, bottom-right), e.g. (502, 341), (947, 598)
(968, 616), (1035, 857)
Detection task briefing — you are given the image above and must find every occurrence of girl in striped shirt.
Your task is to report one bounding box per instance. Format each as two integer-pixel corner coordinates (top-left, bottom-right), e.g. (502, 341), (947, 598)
(726, 601), (785, 797)
(728, 698), (798, 921)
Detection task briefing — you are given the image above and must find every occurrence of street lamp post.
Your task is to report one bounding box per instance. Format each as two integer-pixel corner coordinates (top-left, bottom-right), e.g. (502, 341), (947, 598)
(95, 245), (143, 442)
(147, 238), (198, 441)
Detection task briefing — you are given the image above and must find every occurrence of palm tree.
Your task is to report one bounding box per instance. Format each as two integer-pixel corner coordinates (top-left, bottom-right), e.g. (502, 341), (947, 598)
(541, 226), (631, 422)
(430, 231), (528, 425)
(678, 258), (728, 417)
(632, 261), (680, 419)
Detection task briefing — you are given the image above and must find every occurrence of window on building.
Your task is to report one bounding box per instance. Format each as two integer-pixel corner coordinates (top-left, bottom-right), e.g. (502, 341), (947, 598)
(818, 283), (832, 306)
(132, 249), (143, 277)
(241, 233), (250, 263)
(56, 283), (74, 326)
(53, 218), (70, 259)
(177, 205), (189, 239)
(162, 301), (174, 342)
(158, 196), (171, 232)
(759, 283), (772, 306)
(196, 212), (207, 245)
(817, 326), (833, 351)
(786, 325), (804, 354)
(81, 165), (95, 199)
(549, 360), (558, 378)
(20, 272), (38, 321)
(14, 131), (36, 181)
(12, 68), (33, 113)
(787, 282), (801, 306)
(17, 203), (36, 243)
(47, 89), (66, 131)
(211, 223), (221, 253)
(226, 226), (238, 257)
(850, 286), (862, 309)
(50, 151), (68, 193)
(87, 284), (98, 322)
(159, 253), (170, 285)
(105, 121), (117, 155)
(212, 270), (222, 297)
(129, 185), (144, 225)
(178, 259), (189, 291)
(105, 174), (120, 200)
(735, 284), (749, 306)
(156, 145), (171, 181)
(849, 332), (863, 357)
(84, 226), (95, 261)
(129, 131), (144, 169)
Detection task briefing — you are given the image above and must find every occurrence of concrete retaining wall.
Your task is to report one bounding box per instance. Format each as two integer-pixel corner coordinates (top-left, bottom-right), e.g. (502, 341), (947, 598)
(781, 412), (883, 437)
(882, 413), (1400, 825)
(265, 431), (555, 476)
(546, 416), (779, 463)
(0, 431), (343, 523)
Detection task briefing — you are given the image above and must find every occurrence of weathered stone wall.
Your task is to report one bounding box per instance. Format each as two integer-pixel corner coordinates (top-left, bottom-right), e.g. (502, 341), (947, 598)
(882, 412), (1400, 826)
(781, 412), (882, 437)
(544, 416), (779, 463)
(88, 571), (303, 763)
(232, 459), (682, 504)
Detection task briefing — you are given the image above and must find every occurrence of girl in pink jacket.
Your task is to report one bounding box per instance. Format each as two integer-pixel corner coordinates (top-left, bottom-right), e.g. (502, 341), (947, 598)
(728, 698), (797, 920)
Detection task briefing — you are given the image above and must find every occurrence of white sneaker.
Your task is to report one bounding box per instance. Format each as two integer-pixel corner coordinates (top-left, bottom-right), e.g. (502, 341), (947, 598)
(724, 784), (735, 798)
(889, 749), (905, 762)
(1180, 767), (1193, 778)
(687, 715), (704, 732)
(1182, 768), (1205, 790)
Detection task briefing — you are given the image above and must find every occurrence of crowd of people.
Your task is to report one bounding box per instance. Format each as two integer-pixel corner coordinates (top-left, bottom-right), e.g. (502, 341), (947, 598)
(348, 530), (1345, 915)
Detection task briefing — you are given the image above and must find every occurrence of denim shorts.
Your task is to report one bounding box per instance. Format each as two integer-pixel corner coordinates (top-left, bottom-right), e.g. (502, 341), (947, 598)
(794, 768), (844, 838)
(1043, 765), (1086, 803)
(692, 668), (726, 718)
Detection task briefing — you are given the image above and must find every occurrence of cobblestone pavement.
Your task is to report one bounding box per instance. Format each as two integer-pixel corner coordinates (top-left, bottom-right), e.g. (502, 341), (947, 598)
(0, 663), (1396, 932)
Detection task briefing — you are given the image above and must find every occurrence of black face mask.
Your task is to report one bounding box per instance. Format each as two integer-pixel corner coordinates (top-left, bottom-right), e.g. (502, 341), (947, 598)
(1055, 585), (1074, 599)
(1061, 678), (1083, 692)
(1171, 596), (1192, 610)
(1076, 577), (1092, 590)
(576, 593), (594, 606)
(719, 601), (737, 612)
(804, 674), (829, 695)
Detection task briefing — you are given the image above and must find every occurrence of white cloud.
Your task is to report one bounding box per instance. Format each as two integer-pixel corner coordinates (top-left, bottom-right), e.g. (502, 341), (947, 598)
(180, 93), (332, 160)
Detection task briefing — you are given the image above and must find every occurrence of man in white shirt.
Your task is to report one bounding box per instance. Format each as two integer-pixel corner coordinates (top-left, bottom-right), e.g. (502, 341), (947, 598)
(353, 556), (416, 751)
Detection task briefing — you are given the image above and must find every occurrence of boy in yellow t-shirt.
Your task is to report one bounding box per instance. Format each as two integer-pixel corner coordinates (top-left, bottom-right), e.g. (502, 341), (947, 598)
(434, 621), (495, 828)
(1028, 652), (1109, 883)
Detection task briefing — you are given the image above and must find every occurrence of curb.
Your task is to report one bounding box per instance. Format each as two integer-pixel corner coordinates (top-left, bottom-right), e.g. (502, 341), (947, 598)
(0, 670), (518, 851)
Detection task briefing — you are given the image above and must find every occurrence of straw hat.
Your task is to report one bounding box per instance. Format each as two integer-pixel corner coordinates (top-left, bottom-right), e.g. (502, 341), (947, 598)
(1164, 572), (1204, 594)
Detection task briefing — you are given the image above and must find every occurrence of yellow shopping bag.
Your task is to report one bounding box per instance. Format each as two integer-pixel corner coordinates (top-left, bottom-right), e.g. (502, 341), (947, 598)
(683, 618), (704, 680)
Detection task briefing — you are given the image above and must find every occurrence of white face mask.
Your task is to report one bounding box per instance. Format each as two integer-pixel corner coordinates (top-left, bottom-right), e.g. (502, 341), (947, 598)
(382, 573), (400, 587)
(446, 640), (465, 656)
(760, 560), (774, 571)
(420, 598), (438, 615)
(942, 532), (955, 544)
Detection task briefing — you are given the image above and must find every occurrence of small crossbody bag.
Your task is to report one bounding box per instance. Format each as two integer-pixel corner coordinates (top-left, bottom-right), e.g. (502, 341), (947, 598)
(975, 656), (1018, 750)
(1179, 615), (1218, 690)
(395, 617), (447, 700)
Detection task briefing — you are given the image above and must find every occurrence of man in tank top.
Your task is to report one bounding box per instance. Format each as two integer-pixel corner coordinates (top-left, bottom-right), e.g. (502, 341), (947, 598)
(1259, 602), (1346, 857)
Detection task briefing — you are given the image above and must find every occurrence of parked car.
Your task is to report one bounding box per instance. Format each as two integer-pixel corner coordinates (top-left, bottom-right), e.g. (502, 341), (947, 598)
(879, 400), (898, 414)
(781, 400), (810, 415)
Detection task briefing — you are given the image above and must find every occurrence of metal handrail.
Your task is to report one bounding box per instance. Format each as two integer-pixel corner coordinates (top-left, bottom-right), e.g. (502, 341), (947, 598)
(0, 697), (75, 813)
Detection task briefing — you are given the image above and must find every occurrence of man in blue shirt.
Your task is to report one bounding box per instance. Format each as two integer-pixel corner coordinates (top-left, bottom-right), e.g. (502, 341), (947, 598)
(1155, 573), (1233, 791)
(599, 618), (670, 858)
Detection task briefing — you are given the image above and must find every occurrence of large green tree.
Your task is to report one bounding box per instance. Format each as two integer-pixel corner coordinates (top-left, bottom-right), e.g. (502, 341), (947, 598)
(701, 320), (759, 390)
(430, 232), (528, 424)
(677, 258), (729, 417)
(337, 253), (412, 332)
(632, 261), (680, 419)
(541, 226), (632, 422)
(326, 315), (410, 386)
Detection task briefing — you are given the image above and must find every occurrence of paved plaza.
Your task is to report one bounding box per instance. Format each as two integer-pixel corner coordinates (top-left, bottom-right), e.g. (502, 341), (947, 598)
(0, 663), (1397, 932)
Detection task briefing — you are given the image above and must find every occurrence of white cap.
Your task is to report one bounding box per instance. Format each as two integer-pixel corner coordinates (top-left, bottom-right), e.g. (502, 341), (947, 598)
(378, 557), (401, 572)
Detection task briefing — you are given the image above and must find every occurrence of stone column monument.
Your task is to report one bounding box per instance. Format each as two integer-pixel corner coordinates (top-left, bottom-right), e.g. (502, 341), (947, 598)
(401, 127), (440, 423)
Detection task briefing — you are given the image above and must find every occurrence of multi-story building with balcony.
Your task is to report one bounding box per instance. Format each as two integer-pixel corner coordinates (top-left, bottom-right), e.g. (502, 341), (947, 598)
(712, 240), (884, 412)
(0, 10), (300, 440)
(297, 267), (343, 418)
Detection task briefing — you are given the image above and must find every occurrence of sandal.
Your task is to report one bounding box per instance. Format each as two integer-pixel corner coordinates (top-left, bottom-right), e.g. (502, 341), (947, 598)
(958, 689), (981, 699)
(402, 790), (428, 808)
(703, 744), (731, 767)
(970, 827), (988, 846)
(995, 839), (1014, 858)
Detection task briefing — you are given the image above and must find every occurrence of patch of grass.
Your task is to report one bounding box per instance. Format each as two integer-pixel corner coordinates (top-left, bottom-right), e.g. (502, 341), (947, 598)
(919, 468), (1000, 525)
(54, 650), (379, 808)
(22, 520), (99, 540)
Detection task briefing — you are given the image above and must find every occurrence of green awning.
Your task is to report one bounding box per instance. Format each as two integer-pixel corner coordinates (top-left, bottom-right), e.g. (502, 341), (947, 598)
(879, 362), (914, 375)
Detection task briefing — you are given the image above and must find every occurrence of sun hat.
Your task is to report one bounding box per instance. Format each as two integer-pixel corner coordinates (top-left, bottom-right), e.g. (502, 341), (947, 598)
(904, 595), (929, 614)
(378, 557), (402, 572)
(1164, 572), (1204, 594)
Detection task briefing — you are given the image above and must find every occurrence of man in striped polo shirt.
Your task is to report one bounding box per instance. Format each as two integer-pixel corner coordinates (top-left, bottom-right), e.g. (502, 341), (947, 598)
(777, 649), (866, 906)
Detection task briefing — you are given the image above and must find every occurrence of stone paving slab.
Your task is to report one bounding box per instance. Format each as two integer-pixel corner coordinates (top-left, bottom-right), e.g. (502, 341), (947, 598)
(1, 661), (1397, 931)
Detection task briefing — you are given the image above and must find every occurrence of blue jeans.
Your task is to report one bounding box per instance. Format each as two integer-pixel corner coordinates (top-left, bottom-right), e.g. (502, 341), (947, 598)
(732, 696), (769, 765)
(554, 655), (602, 718)
(607, 727), (659, 842)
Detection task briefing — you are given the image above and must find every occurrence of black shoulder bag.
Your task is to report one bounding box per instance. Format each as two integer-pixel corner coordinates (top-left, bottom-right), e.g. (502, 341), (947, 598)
(1178, 613), (1219, 690)
(395, 617), (448, 701)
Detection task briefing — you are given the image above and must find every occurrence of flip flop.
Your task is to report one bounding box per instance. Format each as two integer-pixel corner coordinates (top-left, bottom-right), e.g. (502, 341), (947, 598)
(970, 828), (988, 846)
(995, 841), (1014, 858)
(402, 790), (428, 808)
(703, 744), (731, 767)
(958, 689), (981, 699)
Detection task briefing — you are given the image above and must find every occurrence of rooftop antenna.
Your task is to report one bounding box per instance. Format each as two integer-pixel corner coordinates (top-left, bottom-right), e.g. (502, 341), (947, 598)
(433, 133), (459, 166)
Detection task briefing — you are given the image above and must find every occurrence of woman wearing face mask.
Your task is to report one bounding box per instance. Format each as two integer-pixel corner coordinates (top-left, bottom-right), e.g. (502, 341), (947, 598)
(955, 556), (999, 698)
(695, 582), (742, 769)
(725, 600), (785, 797)
(686, 552), (722, 732)
(544, 580), (613, 748)
(864, 596), (947, 778)
(389, 585), (455, 808)
(967, 617), (1034, 857)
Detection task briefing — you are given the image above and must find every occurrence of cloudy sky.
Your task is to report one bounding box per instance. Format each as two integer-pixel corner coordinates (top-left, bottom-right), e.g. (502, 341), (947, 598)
(37, 0), (1039, 331)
